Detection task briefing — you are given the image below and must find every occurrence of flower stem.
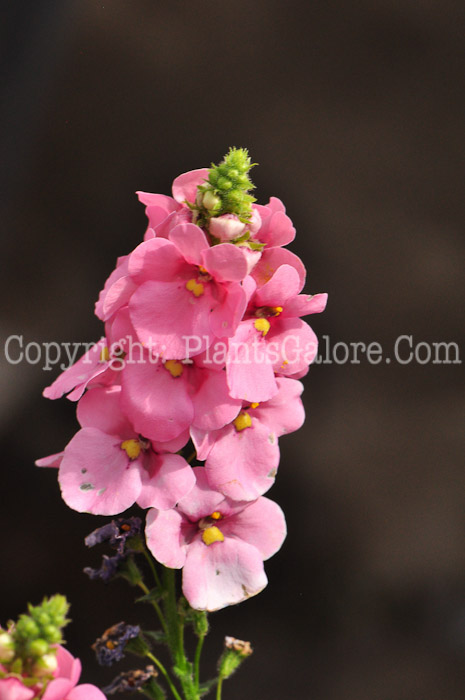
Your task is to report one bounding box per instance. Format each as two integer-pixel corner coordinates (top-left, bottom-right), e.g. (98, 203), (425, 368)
(137, 581), (168, 637)
(216, 675), (224, 700)
(194, 633), (205, 689)
(146, 651), (183, 700)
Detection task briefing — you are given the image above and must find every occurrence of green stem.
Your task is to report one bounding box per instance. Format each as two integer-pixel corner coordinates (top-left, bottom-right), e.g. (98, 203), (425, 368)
(137, 581), (168, 637)
(143, 548), (163, 590)
(163, 568), (197, 700)
(146, 651), (183, 700)
(216, 675), (224, 700)
(194, 633), (205, 690)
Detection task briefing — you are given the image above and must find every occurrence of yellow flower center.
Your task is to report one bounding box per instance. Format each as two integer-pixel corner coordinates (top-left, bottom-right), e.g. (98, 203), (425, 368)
(211, 511), (222, 520)
(250, 402), (260, 409)
(100, 346), (110, 362)
(164, 360), (184, 378)
(233, 411), (252, 431)
(202, 526), (224, 546)
(120, 439), (142, 460)
(186, 279), (205, 297)
(254, 318), (270, 336)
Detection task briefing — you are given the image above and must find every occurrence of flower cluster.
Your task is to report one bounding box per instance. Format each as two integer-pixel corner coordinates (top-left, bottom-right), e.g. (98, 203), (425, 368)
(39, 148), (327, 611)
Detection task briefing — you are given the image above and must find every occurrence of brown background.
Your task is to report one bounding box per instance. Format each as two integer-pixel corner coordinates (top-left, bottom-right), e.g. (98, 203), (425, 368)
(1, 1), (464, 698)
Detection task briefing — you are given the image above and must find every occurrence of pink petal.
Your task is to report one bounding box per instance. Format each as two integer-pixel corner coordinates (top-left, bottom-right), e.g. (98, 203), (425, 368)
(43, 340), (108, 401)
(204, 421), (279, 501)
(182, 537), (267, 611)
(177, 467), (224, 520)
(137, 454), (195, 510)
(55, 646), (81, 685)
(129, 280), (214, 359)
(209, 282), (247, 339)
(252, 377), (305, 437)
(100, 274), (137, 322)
(41, 679), (74, 700)
(254, 264), (303, 308)
(128, 238), (184, 284)
(251, 247), (306, 289)
(169, 223), (209, 265)
(221, 497), (286, 560)
(172, 168), (209, 204)
(202, 244), (249, 282)
(36, 451), (64, 468)
(137, 191), (179, 210)
(95, 256), (129, 320)
(192, 370), (242, 431)
(268, 318), (319, 376)
(66, 685), (107, 700)
(120, 358), (194, 441)
(76, 386), (133, 437)
(145, 508), (189, 568)
(283, 291), (328, 318)
(0, 678), (35, 700)
(226, 321), (278, 402)
(59, 428), (143, 515)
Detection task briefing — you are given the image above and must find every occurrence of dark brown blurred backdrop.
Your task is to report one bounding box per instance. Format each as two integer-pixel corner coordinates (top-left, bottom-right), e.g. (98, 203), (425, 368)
(1, 2), (464, 698)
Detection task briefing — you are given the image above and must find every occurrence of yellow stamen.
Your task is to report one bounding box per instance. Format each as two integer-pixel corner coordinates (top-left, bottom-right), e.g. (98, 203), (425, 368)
(121, 439), (141, 460)
(271, 306), (283, 315)
(164, 360), (184, 378)
(198, 266), (208, 274)
(186, 279), (205, 297)
(254, 318), (270, 336)
(100, 346), (110, 362)
(233, 411), (252, 432)
(106, 641), (116, 650)
(211, 511), (222, 520)
(202, 526), (224, 546)
(250, 402), (260, 409)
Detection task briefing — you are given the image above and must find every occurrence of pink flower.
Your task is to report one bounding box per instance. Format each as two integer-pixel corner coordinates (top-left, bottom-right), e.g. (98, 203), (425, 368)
(191, 378), (305, 501)
(226, 264), (327, 401)
(252, 197), (296, 248)
(108, 225), (250, 359)
(55, 385), (195, 515)
(145, 468), (286, 611)
(208, 214), (246, 242)
(0, 647), (106, 700)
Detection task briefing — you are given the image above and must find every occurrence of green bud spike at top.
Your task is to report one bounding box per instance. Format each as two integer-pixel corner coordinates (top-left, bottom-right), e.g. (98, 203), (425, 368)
(196, 147), (257, 224)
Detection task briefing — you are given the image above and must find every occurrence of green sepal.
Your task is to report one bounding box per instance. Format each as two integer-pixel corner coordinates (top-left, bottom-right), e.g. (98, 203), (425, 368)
(135, 588), (165, 605)
(142, 629), (167, 645)
(198, 678), (218, 697)
(118, 556), (145, 586)
(125, 635), (151, 658)
(141, 677), (167, 699)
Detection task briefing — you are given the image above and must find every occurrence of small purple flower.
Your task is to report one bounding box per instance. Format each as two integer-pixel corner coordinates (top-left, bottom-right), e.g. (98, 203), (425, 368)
(93, 622), (140, 666)
(84, 517), (142, 582)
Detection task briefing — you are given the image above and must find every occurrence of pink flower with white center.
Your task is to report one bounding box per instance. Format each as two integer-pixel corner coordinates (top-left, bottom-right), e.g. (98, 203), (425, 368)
(145, 468), (286, 611)
(191, 378), (305, 501)
(53, 385), (195, 515)
(0, 646), (106, 700)
(226, 264), (328, 402)
(43, 339), (118, 402)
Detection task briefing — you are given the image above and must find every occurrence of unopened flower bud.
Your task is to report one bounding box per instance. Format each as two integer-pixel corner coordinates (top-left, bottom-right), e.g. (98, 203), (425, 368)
(0, 631), (15, 663)
(32, 651), (58, 677)
(209, 214), (246, 242)
(28, 638), (49, 658)
(201, 190), (221, 213)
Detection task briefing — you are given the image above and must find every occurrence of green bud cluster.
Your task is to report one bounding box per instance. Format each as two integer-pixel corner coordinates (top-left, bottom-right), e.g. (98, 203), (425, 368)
(195, 147), (257, 226)
(2, 595), (70, 675)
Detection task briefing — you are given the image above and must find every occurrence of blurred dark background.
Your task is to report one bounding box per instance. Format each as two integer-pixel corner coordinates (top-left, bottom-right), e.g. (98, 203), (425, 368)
(1, 2), (464, 698)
